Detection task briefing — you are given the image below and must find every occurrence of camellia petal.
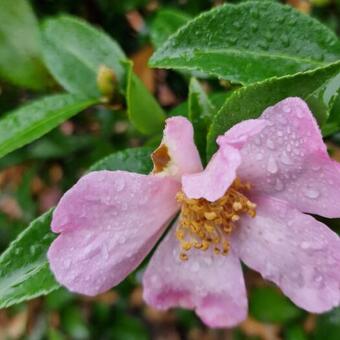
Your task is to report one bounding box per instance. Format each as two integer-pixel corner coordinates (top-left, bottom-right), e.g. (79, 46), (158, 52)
(182, 144), (241, 201)
(143, 221), (248, 328)
(48, 170), (180, 295)
(237, 97), (340, 218)
(152, 116), (203, 179)
(233, 194), (340, 313)
(217, 119), (268, 149)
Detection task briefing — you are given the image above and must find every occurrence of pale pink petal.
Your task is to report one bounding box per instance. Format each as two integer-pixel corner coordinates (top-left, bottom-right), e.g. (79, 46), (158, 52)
(143, 221), (248, 328)
(233, 194), (340, 313)
(237, 97), (340, 218)
(182, 145), (241, 201)
(153, 117), (202, 179)
(48, 170), (180, 296)
(217, 119), (268, 149)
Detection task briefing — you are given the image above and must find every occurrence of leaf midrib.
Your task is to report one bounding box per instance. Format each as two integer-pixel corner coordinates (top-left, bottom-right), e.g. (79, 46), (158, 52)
(154, 46), (328, 67)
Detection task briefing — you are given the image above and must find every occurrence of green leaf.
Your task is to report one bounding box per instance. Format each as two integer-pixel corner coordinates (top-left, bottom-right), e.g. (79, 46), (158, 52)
(209, 92), (234, 109)
(285, 324), (308, 340)
(249, 286), (303, 324)
(0, 210), (58, 309)
(0, 147), (153, 308)
(125, 61), (166, 135)
(169, 91), (231, 118)
(0, 94), (97, 159)
(61, 306), (89, 339)
(314, 307), (340, 340)
(90, 147), (153, 173)
(188, 78), (216, 162)
(150, 1), (340, 85)
(111, 315), (149, 340)
(323, 93), (340, 136)
(42, 14), (167, 134)
(41, 15), (126, 97)
(0, 0), (49, 90)
(150, 8), (191, 49)
(207, 61), (340, 157)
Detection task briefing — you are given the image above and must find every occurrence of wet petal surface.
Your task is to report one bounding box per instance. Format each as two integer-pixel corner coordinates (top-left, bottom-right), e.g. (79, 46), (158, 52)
(237, 97), (340, 218)
(153, 117), (202, 179)
(182, 144), (241, 201)
(233, 194), (340, 313)
(217, 119), (268, 149)
(143, 221), (248, 328)
(48, 170), (180, 295)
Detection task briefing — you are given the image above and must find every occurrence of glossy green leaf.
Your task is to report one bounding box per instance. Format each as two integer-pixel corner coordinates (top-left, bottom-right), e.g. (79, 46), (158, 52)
(207, 61), (340, 157)
(188, 78), (216, 162)
(0, 210), (58, 309)
(0, 94), (97, 159)
(150, 1), (340, 85)
(209, 92), (234, 109)
(323, 93), (340, 136)
(41, 15), (126, 97)
(0, 0), (49, 90)
(43, 15), (166, 134)
(314, 307), (340, 340)
(0, 147), (153, 308)
(150, 8), (191, 49)
(249, 286), (303, 324)
(125, 61), (166, 135)
(90, 147), (153, 173)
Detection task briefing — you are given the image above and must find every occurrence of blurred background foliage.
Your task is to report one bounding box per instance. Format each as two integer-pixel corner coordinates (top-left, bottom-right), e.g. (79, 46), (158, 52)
(0, 0), (339, 339)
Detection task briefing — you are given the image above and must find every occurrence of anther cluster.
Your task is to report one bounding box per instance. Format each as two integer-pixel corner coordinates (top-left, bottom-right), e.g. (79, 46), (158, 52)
(176, 178), (256, 261)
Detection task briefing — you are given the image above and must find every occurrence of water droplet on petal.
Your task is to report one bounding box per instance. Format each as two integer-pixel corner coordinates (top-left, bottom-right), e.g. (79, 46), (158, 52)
(150, 275), (160, 287)
(313, 272), (324, 288)
(118, 236), (126, 244)
(64, 259), (71, 269)
(267, 156), (278, 174)
(203, 256), (212, 266)
(300, 241), (310, 249)
(190, 262), (200, 272)
(274, 178), (284, 191)
(115, 177), (125, 192)
(266, 139), (275, 150)
(102, 244), (109, 260)
(280, 151), (293, 165)
(296, 108), (304, 118)
(287, 219), (294, 226)
(283, 105), (291, 113)
(303, 188), (320, 199)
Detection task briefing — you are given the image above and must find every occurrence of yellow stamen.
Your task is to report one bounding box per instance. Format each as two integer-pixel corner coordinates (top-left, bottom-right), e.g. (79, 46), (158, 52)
(176, 178), (256, 260)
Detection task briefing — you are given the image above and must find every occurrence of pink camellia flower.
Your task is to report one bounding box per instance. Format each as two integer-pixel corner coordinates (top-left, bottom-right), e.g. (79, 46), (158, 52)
(48, 97), (340, 328)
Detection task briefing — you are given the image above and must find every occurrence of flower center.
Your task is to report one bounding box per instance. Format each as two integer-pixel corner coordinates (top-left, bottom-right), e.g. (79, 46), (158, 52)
(176, 178), (256, 261)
